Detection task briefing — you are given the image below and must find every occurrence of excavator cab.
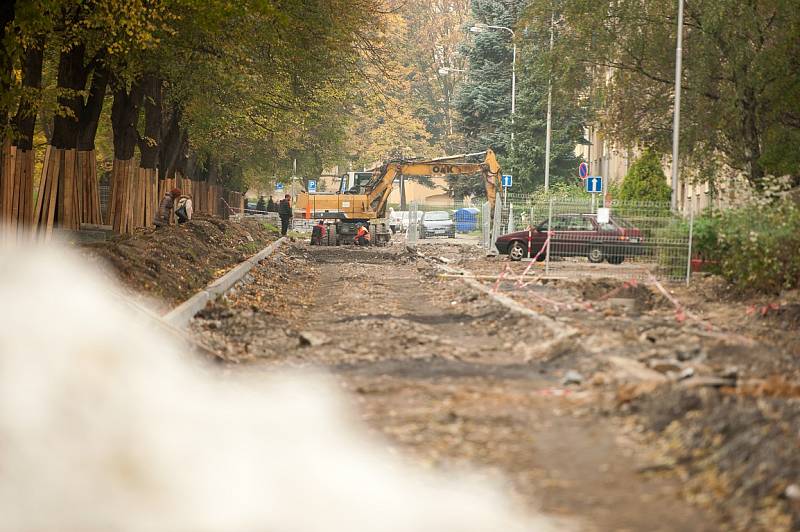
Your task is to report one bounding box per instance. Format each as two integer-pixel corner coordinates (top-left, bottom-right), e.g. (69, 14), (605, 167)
(338, 172), (374, 194)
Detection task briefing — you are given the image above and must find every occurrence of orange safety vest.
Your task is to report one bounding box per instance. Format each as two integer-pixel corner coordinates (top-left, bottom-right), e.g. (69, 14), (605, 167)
(355, 226), (370, 241)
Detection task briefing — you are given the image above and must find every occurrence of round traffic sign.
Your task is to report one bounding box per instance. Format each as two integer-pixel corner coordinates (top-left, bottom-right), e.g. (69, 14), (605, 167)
(578, 162), (589, 179)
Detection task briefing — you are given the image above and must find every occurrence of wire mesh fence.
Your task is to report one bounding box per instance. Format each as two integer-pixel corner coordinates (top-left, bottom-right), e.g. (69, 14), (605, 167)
(394, 194), (692, 283)
(492, 197), (693, 283)
(389, 199), (487, 244)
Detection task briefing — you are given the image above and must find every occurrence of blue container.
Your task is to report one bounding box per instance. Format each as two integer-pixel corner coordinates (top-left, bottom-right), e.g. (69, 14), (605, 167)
(454, 207), (480, 233)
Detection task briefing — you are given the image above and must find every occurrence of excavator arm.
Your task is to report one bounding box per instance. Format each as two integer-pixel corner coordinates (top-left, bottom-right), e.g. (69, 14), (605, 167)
(366, 149), (503, 218)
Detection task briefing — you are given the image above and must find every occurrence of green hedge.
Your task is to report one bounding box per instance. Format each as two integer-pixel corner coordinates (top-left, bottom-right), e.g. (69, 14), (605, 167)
(693, 200), (800, 293)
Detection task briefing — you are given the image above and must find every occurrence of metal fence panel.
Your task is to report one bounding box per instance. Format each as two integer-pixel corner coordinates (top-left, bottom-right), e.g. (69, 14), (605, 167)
(407, 201), (418, 246)
(396, 193), (691, 282)
(497, 198), (693, 283)
(481, 201), (491, 253)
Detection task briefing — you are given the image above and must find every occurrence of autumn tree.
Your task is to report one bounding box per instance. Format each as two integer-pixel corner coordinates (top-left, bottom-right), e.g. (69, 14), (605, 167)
(524, 0), (800, 191)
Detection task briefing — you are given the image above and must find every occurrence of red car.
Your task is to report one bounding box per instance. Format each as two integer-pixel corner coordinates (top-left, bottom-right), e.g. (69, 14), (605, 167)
(494, 213), (643, 264)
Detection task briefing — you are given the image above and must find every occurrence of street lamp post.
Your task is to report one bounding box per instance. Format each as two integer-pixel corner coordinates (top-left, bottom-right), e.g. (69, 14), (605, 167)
(543, 13), (555, 192)
(470, 23), (516, 155)
(670, 0), (685, 212)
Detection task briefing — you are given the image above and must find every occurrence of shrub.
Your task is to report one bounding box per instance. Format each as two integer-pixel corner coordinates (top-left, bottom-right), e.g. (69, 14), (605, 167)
(715, 200), (800, 294)
(690, 213), (721, 263)
(619, 149), (672, 203)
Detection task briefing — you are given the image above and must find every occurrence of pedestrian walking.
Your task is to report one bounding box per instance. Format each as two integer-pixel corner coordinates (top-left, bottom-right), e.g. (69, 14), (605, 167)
(154, 188), (181, 227)
(278, 194), (292, 236)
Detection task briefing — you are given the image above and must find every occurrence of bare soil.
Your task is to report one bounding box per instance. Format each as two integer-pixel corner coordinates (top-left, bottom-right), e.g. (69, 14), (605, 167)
(80, 214), (279, 309)
(190, 242), (729, 531)
(86, 223), (798, 530)
(429, 241), (800, 531)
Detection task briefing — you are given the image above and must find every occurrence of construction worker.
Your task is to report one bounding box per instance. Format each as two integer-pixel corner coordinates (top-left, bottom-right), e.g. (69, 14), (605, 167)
(278, 194), (292, 236)
(154, 188), (181, 227)
(175, 194), (193, 224)
(354, 224), (371, 246)
(311, 220), (326, 245)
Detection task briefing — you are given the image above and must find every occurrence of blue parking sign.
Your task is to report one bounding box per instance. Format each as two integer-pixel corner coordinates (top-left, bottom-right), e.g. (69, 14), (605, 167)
(501, 174), (513, 188)
(308, 180), (317, 193)
(275, 182), (284, 191)
(585, 176), (603, 193)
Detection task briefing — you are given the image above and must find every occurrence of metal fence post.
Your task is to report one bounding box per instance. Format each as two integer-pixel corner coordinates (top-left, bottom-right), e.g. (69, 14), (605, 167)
(488, 193), (502, 256)
(407, 201), (418, 247)
(482, 201), (491, 252)
(545, 197), (553, 275)
(507, 203), (514, 233)
(686, 205), (694, 285)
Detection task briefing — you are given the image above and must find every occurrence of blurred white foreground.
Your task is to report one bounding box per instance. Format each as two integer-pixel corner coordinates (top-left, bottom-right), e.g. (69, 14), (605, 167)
(0, 242), (562, 532)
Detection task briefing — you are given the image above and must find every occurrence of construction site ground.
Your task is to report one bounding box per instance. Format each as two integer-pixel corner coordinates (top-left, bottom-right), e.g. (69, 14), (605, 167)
(80, 215), (279, 310)
(166, 234), (798, 532)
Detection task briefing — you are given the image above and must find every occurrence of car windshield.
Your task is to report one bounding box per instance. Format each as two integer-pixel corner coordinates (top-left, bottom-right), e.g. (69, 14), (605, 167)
(425, 211), (450, 221)
(539, 215), (593, 231)
(611, 215), (634, 228)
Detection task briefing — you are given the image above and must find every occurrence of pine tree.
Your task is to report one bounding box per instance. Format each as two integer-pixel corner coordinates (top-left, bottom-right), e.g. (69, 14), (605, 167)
(454, 0), (587, 196)
(619, 149), (672, 203)
(509, 22), (586, 192)
(453, 0), (520, 197)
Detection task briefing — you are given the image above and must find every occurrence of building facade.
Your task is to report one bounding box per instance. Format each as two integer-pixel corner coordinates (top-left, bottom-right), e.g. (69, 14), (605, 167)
(576, 126), (749, 214)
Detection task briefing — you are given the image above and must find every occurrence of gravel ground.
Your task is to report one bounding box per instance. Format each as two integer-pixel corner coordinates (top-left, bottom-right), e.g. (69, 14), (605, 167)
(427, 239), (800, 531)
(190, 241), (730, 531)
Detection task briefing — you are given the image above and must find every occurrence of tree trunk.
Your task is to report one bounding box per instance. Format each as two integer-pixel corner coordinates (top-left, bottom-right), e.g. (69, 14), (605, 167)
(0, 38), (43, 235)
(35, 43), (90, 235)
(159, 106), (184, 178)
(138, 74), (162, 169)
(0, 0), (16, 130)
(73, 65), (108, 225)
(740, 88), (764, 190)
(0, 0), (17, 242)
(13, 40), (44, 151)
(52, 44), (88, 150)
(77, 66), (109, 151)
(109, 81), (144, 234)
(135, 74), (162, 228)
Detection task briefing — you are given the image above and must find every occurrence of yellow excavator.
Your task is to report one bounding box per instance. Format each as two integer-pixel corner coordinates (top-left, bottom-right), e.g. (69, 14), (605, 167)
(295, 150), (502, 245)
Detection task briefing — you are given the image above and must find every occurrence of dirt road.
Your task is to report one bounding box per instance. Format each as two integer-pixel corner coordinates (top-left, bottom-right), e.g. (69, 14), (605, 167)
(192, 241), (750, 531)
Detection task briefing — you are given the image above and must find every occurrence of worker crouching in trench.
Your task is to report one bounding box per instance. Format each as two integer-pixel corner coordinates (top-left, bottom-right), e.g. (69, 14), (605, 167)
(154, 188), (182, 227)
(311, 220), (326, 245)
(354, 224), (371, 246)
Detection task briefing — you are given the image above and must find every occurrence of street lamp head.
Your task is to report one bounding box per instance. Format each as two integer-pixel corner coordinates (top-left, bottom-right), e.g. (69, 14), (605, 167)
(469, 23), (488, 33)
(438, 67), (451, 75)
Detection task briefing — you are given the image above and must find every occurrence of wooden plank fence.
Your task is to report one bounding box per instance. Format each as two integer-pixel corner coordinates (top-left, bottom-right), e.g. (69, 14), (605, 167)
(2, 146), (246, 239)
(0, 143), (35, 239)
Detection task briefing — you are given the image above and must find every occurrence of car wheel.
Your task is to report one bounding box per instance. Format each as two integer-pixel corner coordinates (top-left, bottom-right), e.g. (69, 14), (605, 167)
(448, 231), (456, 239)
(607, 256), (624, 265)
(509, 241), (528, 261)
(588, 246), (604, 263)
